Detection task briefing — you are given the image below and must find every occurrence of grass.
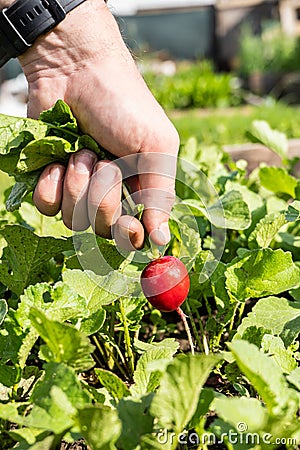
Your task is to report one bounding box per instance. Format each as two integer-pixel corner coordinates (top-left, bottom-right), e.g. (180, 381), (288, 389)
(169, 101), (300, 146)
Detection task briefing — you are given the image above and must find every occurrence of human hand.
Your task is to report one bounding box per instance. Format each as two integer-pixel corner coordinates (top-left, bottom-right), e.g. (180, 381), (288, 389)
(18, 0), (179, 250)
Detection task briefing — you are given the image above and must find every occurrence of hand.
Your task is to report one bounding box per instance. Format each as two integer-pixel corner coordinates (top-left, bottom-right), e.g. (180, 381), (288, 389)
(19, 0), (179, 250)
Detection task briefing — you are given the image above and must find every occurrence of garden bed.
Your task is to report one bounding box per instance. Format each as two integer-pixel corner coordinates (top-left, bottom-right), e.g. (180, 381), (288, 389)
(1, 104), (300, 449)
(225, 138), (300, 175)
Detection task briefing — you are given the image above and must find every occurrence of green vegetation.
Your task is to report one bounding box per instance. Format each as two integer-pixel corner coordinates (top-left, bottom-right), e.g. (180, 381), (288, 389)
(239, 25), (300, 77)
(170, 101), (300, 145)
(144, 60), (242, 110)
(1, 103), (300, 449)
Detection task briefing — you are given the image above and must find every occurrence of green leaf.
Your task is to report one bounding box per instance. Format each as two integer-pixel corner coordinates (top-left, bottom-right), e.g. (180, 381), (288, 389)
(246, 120), (288, 159)
(181, 191), (251, 230)
(248, 212), (286, 249)
(261, 334), (297, 373)
(189, 387), (215, 428)
(0, 114), (48, 161)
(0, 225), (72, 295)
(150, 354), (221, 432)
(29, 308), (95, 371)
(77, 405), (121, 450)
(239, 325), (270, 348)
(0, 363), (21, 387)
(224, 180), (264, 213)
(236, 296), (300, 346)
(116, 294), (147, 332)
(169, 217), (202, 270)
(16, 282), (88, 330)
(39, 99), (78, 132)
(0, 100), (102, 211)
(225, 248), (300, 302)
(62, 269), (124, 310)
(31, 362), (90, 410)
(76, 134), (103, 154)
(213, 396), (268, 432)
(131, 345), (179, 396)
(140, 432), (174, 450)
(79, 309), (106, 335)
(117, 394), (154, 450)
(0, 402), (25, 424)
(0, 311), (26, 364)
(66, 234), (126, 276)
(229, 340), (297, 416)
(8, 430), (57, 450)
(207, 190), (251, 230)
(134, 338), (179, 355)
(209, 261), (230, 309)
(259, 166), (297, 197)
(6, 171), (40, 211)
(25, 363), (90, 434)
(16, 137), (72, 174)
(94, 369), (130, 400)
(286, 200), (300, 222)
(25, 387), (75, 434)
(287, 367), (300, 391)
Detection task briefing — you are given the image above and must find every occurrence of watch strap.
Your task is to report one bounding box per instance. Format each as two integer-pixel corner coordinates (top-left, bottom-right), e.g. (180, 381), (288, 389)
(0, 0), (86, 67)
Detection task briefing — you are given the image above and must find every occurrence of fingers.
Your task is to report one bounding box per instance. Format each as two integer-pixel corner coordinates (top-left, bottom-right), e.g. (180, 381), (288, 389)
(61, 150), (97, 231)
(138, 141), (179, 246)
(33, 163), (66, 216)
(32, 152), (144, 249)
(87, 160), (122, 238)
(113, 215), (144, 251)
(33, 145), (178, 251)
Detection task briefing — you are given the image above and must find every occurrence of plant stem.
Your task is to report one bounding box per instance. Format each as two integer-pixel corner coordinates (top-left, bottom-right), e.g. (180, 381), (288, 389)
(122, 183), (137, 213)
(185, 300), (203, 352)
(229, 302), (239, 334)
(91, 334), (107, 361)
(103, 341), (128, 380)
(176, 307), (195, 355)
(237, 302), (245, 327)
(194, 308), (209, 355)
(119, 298), (135, 377)
(204, 294), (212, 318)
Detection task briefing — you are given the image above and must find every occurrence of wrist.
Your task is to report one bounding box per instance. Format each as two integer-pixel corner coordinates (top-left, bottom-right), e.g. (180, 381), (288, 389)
(21, 0), (121, 82)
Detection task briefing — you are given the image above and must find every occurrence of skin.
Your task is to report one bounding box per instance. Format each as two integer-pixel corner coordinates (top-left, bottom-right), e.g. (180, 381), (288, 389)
(1, 0), (179, 250)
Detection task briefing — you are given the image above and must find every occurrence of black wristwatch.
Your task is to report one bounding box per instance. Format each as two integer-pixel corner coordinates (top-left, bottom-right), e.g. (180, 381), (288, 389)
(0, 0), (87, 67)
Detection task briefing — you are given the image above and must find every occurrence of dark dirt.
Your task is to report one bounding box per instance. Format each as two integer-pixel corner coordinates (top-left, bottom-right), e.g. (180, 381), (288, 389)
(60, 440), (88, 449)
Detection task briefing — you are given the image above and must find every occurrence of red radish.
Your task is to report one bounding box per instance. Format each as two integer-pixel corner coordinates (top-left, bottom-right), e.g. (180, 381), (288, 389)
(141, 255), (194, 354)
(141, 255), (190, 312)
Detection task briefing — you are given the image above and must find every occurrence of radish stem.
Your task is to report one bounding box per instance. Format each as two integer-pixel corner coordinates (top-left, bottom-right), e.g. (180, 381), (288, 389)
(119, 298), (135, 378)
(176, 307), (195, 355)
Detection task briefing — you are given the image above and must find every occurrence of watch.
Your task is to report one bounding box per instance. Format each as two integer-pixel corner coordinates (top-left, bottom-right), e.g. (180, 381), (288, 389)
(0, 0), (87, 67)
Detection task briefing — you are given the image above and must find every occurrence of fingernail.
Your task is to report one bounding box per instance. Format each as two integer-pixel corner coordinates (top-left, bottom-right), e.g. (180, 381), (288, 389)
(49, 166), (61, 182)
(150, 222), (171, 246)
(118, 225), (135, 240)
(74, 151), (96, 174)
(94, 163), (120, 183)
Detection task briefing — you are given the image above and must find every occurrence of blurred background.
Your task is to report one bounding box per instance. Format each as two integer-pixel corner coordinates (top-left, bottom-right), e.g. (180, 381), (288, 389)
(2, 0), (300, 145)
